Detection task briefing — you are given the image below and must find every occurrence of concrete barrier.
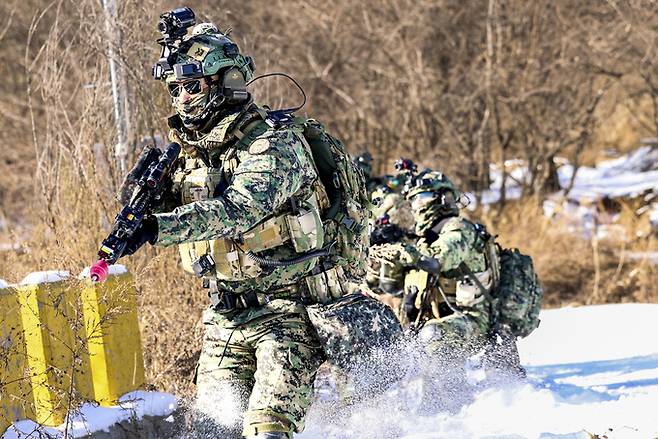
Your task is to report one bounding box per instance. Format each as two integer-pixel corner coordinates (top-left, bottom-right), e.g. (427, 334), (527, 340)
(0, 266), (145, 433)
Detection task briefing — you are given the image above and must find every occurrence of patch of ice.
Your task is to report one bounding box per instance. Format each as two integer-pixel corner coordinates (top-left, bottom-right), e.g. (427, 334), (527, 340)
(2, 392), (177, 439)
(78, 264), (129, 279)
(20, 271), (70, 285)
(0, 279), (9, 289)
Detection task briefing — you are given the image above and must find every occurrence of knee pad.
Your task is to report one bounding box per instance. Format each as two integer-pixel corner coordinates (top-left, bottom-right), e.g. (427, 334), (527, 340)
(244, 432), (291, 439)
(418, 322), (443, 344)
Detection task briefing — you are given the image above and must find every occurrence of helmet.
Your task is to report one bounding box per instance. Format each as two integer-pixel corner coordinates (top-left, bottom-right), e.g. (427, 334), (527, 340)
(405, 171), (460, 235)
(154, 13), (255, 130)
(166, 23), (254, 84)
(354, 152), (373, 179)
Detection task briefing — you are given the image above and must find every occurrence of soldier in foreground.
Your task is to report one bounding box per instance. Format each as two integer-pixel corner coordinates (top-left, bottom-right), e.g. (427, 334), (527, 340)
(117, 8), (400, 439)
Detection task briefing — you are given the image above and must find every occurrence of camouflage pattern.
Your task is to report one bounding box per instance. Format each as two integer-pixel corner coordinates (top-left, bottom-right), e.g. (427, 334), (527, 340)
(196, 300), (324, 436)
(405, 170), (460, 235)
(155, 111), (327, 295)
(495, 248), (543, 338)
(162, 23), (254, 82)
(305, 293), (402, 370)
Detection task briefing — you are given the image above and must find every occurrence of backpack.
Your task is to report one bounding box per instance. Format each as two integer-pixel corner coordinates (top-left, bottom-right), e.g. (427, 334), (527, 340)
(494, 247), (543, 338)
(471, 224), (543, 338)
(296, 117), (371, 277)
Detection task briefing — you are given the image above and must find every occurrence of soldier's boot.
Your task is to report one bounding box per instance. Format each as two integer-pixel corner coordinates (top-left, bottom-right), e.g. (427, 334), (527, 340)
(243, 411), (293, 439)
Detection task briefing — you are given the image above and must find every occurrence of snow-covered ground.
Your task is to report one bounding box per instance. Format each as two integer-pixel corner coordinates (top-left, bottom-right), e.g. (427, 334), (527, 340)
(2, 392), (177, 439)
(4, 305), (657, 438)
(299, 304), (658, 439)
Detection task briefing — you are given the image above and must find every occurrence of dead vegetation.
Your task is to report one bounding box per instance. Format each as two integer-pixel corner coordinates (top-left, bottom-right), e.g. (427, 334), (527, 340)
(0, 0), (656, 400)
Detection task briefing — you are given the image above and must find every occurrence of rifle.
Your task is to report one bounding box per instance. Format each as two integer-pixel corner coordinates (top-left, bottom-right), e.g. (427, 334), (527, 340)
(89, 142), (181, 282)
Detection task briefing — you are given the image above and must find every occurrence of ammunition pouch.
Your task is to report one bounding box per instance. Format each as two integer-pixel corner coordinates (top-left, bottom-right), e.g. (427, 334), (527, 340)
(178, 193), (324, 281)
(455, 268), (492, 307)
(303, 264), (348, 305)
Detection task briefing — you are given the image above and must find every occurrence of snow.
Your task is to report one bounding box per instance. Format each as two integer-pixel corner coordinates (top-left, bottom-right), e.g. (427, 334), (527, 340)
(0, 279), (8, 289)
(78, 264), (129, 278)
(298, 304), (658, 439)
(2, 303), (657, 438)
(20, 271), (70, 285)
(2, 392), (177, 439)
(473, 146), (658, 209)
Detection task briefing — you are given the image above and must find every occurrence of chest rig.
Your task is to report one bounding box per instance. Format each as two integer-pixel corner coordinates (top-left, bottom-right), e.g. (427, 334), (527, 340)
(170, 109), (332, 294)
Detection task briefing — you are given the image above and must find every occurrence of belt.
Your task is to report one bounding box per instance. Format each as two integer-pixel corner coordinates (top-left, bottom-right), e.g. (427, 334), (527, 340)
(205, 280), (304, 312)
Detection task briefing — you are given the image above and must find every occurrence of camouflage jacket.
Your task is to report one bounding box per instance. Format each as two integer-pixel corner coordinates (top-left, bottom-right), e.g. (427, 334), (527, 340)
(153, 106), (327, 294)
(417, 216), (487, 278)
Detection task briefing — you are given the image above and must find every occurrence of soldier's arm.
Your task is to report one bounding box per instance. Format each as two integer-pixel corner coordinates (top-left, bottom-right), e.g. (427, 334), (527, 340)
(153, 130), (314, 246)
(428, 219), (479, 273)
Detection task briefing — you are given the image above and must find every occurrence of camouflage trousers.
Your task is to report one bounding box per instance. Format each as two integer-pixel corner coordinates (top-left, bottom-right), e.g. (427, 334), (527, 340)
(195, 299), (325, 438)
(419, 304), (491, 356)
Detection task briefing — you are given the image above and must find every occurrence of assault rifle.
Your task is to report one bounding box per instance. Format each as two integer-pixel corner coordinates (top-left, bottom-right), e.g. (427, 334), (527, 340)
(89, 142), (181, 282)
(369, 214), (408, 246)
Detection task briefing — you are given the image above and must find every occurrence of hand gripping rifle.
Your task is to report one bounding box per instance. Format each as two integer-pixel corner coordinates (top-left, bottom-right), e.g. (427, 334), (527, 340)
(89, 142), (181, 282)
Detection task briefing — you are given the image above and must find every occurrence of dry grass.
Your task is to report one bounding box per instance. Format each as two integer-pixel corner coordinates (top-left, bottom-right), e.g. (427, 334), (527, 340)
(481, 198), (657, 308)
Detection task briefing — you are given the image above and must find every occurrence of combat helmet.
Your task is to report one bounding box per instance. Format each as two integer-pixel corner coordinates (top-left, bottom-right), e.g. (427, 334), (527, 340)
(152, 8), (255, 129)
(405, 170), (461, 235)
(354, 151), (374, 180)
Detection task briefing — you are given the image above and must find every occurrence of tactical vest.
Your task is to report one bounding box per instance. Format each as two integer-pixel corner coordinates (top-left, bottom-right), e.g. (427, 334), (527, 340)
(406, 217), (499, 319)
(168, 107), (367, 305)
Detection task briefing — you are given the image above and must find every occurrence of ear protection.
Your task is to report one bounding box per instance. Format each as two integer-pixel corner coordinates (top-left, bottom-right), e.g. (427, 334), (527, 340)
(220, 67), (249, 103)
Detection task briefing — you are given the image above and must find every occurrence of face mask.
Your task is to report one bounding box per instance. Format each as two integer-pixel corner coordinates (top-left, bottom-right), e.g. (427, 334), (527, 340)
(167, 78), (212, 127)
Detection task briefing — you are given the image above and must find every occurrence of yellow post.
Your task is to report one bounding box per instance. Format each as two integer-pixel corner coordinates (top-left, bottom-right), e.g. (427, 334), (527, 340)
(0, 282), (32, 434)
(80, 265), (145, 405)
(16, 271), (94, 426)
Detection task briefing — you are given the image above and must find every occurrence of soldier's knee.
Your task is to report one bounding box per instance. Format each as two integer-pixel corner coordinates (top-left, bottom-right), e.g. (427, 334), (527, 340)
(243, 409), (294, 439)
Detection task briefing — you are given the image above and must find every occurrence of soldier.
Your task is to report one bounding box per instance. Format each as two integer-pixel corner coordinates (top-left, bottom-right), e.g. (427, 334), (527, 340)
(122, 9), (400, 439)
(375, 170), (525, 407)
(363, 158), (417, 322)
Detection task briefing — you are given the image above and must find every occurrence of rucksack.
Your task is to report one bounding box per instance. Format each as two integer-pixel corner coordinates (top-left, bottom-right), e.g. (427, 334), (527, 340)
(494, 247), (543, 338)
(471, 224), (543, 338)
(296, 117), (371, 277)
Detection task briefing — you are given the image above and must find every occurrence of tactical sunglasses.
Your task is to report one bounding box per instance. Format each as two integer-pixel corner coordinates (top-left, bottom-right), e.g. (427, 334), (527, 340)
(167, 79), (204, 97)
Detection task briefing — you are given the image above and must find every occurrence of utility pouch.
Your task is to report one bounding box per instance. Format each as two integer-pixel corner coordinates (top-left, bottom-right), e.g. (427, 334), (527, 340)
(455, 268), (492, 307)
(304, 265), (347, 304)
(285, 206), (324, 253)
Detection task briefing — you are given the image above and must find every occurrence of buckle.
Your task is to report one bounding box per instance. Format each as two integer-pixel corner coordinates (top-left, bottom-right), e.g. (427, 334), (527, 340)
(339, 215), (362, 233)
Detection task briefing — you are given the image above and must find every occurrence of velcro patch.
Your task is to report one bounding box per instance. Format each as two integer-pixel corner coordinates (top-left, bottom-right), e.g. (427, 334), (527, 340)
(188, 42), (211, 61)
(248, 139), (271, 154)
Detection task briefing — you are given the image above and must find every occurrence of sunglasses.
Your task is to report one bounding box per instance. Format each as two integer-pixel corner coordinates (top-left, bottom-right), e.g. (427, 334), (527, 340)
(167, 79), (204, 97)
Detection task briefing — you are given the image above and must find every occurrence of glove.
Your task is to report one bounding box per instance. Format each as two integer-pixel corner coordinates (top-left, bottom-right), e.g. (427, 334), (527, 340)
(417, 255), (441, 274)
(122, 216), (159, 257)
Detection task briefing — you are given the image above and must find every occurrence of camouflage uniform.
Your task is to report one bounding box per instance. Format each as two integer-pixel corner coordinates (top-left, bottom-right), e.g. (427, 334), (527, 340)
(363, 159), (417, 321)
(145, 15), (400, 438)
(377, 171), (496, 353)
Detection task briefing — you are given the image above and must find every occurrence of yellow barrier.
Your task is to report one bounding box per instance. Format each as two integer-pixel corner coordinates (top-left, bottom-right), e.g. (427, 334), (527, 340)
(80, 267), (145, 405)
(0, 266), (145, 432)
(17, 271), (94, 426)
(0, 282), (32, 433)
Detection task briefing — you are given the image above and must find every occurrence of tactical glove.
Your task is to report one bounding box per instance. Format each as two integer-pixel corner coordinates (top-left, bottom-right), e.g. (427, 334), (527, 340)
(417, 255), (441, 274)
(122, 215), (159, 256)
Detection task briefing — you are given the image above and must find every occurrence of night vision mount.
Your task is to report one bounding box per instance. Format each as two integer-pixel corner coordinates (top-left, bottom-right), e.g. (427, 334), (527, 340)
(152, 7), (196, 80)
